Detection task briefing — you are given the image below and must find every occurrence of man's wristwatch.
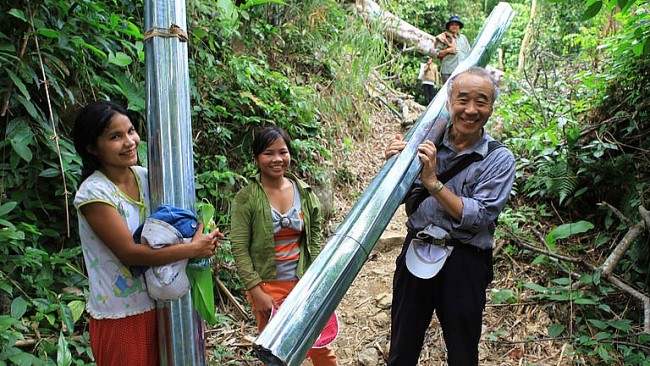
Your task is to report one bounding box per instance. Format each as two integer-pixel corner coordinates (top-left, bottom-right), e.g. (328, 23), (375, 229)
(431, 181), (444, 194)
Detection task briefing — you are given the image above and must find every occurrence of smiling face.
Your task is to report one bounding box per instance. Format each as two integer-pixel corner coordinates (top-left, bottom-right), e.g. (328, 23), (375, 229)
(446, 72), (495, 142)
(88, 113), (140, 173)
(255, 137), (291, 181)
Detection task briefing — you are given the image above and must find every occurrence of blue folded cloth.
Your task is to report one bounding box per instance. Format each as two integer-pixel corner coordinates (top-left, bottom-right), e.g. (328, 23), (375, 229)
(131, 205), (199, 277)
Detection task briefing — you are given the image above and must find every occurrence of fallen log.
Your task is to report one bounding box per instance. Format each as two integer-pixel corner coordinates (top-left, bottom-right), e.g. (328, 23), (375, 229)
(355, 0), (438, 57)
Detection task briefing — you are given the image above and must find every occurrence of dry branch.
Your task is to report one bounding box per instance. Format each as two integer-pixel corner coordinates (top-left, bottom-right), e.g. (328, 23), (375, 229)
(599, 203), (647, 276)
(214, 275), (250, 321)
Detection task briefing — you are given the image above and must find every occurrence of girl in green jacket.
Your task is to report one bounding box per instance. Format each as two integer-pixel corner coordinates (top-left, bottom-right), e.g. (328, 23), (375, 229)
(230, 127), (338, 365)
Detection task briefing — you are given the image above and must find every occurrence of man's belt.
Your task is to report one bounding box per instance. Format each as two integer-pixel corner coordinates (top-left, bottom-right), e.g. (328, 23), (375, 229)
(407, 229), (462, 247)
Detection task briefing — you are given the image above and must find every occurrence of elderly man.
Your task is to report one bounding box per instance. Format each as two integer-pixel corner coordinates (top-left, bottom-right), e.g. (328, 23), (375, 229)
(384, 67), (516, 366)
(436, 15), (471, 83)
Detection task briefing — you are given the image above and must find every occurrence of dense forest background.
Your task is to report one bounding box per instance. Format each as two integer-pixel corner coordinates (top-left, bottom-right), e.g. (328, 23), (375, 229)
(1, 0), (649, 364)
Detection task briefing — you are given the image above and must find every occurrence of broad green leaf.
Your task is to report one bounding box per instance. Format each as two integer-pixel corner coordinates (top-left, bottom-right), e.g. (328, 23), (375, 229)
(137, 141), (148, 168)
(639, 334), (650, 344)
(579, 273), (593, 285)
(581, 1), (603, 21)
(0, 226), (24, 239)
(0, 315), (18, 331)
(6, 69), (30, 100)
(595, 331), (612, 341)
(548, 324), (564, 338)
(0, 44), (17, 52)
(67, 300), (85, 324)
(59, 304), (74, 336)
(15, 95), (42, 123)
(546, 221), (594, 246)
(39, 168), (61, 178)
(45, 312), (56, 326)
(597, 344), (614, 361)
(109, 73), (144, 111)
(587, 319), (607, 330)
(10, 297), (27, 319)
(108, 51), (132, 66)
(11, 140), (33, 163)
(531, 254), (548, 265)
(490, 289), (518, 304)
(0, 201), (18, 216)
(573, 298), (597, 305)
(57, 332), (72, 366)
(524, 282), (548, 293)
(123, 21), (143, 38)
(607, 319), (632, 331)
(0, 280), (13, 294)
(198, 203), (216, 233)
(36, 28), (60, 38)
(80, 42), (107, 58)
(9, 352), (41, 366)
(8, 9), (28, 23)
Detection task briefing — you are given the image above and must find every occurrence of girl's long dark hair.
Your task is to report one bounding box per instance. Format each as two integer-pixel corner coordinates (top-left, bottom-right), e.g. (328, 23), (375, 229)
(252, 126), (293, 158)
(72, 101), (129, 181)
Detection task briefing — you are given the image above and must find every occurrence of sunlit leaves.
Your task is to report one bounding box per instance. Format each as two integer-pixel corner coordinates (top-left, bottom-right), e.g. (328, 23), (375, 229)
(107, 51), (133, 66)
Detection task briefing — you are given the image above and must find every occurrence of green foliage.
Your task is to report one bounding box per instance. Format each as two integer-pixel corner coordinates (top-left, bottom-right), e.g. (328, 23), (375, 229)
(1, 0), (143, 363)
(524, 275), (648, 364)
(2, 0), (650, 364)
(496, 1), (649, 363)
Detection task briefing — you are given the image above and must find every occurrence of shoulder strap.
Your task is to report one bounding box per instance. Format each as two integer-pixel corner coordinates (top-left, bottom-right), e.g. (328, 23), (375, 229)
(404, 141), (503, 215)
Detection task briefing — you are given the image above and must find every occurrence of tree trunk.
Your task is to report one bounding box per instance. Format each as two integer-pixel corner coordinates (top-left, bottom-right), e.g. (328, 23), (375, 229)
(517, 0), (537, 74)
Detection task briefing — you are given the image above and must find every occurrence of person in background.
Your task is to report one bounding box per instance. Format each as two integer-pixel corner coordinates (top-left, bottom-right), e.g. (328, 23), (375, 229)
(420, 56), (441, 104)
(73, 100), (221, 366)
(436, 15), (471, 83)
(230, 127), (338, 366)
(384, 67), (516, 365)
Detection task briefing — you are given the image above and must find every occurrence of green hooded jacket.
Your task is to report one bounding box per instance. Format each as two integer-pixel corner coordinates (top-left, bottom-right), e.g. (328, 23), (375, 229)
(230, 173), (324, 290)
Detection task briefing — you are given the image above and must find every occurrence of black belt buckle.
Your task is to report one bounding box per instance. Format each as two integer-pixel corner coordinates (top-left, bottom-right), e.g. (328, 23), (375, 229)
(432, 238), (448, 246)
(418, 236), (447, 247)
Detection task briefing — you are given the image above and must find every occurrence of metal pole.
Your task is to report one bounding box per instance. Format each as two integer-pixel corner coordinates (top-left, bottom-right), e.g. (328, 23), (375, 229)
(253, 3), (516, 365)
(144, 0), (206, 364)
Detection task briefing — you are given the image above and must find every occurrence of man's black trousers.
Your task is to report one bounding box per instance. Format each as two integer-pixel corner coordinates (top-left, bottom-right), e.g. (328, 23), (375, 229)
(387, 235), (493, 366)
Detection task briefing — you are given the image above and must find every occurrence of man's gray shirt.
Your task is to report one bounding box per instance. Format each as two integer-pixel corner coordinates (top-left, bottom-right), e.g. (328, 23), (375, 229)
(406, 127), (516, 250)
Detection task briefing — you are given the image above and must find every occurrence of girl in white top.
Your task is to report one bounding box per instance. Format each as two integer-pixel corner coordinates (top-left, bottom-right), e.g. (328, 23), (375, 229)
(73, 101), (221, 366)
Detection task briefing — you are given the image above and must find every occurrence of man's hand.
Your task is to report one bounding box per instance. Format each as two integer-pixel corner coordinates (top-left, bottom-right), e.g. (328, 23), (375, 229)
(385, 135), (407, 160)
(417, 140), (439, 191)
